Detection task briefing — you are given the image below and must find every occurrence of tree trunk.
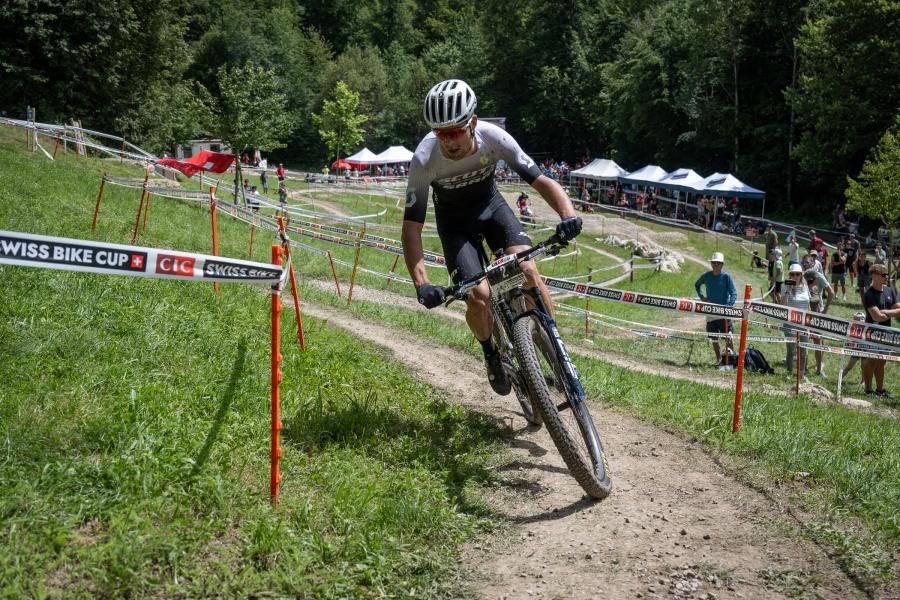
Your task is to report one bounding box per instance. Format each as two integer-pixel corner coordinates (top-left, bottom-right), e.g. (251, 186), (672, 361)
(786, 44), (798, 207)
(733, 44), (739, 173)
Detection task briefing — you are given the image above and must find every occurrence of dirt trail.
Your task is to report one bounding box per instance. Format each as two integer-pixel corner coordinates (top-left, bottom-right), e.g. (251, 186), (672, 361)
(301, 300), (865, 600)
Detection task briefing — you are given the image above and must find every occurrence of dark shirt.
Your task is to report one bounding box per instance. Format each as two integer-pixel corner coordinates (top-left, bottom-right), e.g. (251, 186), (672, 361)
(831, 251), (846, 274)
(863, 285), (896, 327)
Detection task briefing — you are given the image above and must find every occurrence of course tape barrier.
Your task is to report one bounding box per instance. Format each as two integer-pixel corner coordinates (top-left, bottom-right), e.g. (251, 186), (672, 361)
(542, 276), (900, 351)
(0, 230), (283, 284)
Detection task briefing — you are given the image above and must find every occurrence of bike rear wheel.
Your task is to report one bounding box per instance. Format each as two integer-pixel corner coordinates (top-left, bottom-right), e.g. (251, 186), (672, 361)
(513, 315), (612, 499)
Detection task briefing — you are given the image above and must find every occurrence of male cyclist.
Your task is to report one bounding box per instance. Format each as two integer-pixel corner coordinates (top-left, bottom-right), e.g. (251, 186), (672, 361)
(402, 79), (582, 395)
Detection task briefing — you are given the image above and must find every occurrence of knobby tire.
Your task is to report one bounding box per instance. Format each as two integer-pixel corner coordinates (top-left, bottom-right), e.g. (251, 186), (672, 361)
(513, 316), (612, 499)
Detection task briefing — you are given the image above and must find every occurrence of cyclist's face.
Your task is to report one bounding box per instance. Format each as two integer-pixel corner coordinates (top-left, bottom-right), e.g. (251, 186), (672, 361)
(435, 116), (477, 160)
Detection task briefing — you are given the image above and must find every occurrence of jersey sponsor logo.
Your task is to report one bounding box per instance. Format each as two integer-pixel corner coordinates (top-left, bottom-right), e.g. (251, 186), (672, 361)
(519, 152), (535, 169)
(203, 259), (282, 280)
(435, 164), (494, 190)
(156, 254), (196, 277)
(0, 235), (147, 272)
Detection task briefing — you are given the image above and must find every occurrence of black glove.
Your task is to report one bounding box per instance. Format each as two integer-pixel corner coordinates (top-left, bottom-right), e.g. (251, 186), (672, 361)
(556, 216), (583, 242)
(416, 284), (445, 309)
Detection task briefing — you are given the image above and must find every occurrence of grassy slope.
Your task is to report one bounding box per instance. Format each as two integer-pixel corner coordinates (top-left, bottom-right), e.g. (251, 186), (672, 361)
(0, 127), (508, 597)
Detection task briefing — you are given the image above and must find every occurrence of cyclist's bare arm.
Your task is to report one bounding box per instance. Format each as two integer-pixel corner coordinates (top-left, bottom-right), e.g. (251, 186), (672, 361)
(402, 219), (429, 287)
(531, 175), (577, 220)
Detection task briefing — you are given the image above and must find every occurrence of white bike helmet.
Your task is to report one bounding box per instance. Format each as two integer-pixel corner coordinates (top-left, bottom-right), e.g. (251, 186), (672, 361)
(423, 79), (477, 129)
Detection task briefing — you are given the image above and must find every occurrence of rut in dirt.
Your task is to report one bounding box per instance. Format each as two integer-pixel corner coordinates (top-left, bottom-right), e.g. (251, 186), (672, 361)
(301, 301), (867, 600)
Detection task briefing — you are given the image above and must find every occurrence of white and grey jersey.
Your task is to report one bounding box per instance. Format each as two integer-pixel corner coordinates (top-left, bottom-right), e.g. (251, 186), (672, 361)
(403, 121), (543, 224)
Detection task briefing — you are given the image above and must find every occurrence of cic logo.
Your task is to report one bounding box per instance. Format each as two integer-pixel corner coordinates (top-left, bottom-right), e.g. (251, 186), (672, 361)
(156, 254), (196, 277)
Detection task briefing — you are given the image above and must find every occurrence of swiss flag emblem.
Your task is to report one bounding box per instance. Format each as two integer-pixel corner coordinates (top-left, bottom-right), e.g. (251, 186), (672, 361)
(130, 254), (144, 269)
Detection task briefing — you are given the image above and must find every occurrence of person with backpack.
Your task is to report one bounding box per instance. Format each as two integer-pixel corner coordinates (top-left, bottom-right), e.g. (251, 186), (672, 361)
(694, 252), (737, 368)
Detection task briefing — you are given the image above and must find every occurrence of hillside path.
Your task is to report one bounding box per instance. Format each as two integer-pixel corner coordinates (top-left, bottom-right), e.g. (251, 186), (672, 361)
(301, 301), (865, 600)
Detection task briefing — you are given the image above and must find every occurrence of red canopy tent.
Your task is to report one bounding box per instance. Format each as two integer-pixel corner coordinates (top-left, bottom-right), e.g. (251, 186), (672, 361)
(331, 159), (353, 170)
(158, 150), (235, 178)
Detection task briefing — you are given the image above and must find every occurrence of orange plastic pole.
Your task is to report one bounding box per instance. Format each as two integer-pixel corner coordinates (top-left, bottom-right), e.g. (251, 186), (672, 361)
(142, 192), (152, 232)
(91, 174), (106, 231)
(732, 284), (752, 433)
(328, 251), (342, 297)
(270, 244), (284, 505)
(795, 331), (801, 395)
(210, 187), (219, 294)
(347, 225), (365, 306)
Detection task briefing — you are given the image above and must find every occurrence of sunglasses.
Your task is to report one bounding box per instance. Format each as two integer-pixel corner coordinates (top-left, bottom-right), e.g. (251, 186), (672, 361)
(433, 123), (471, 141)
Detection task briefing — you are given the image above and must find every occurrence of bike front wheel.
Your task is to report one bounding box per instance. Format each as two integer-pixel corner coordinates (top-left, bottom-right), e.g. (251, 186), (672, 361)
(513, 315), (612, 499)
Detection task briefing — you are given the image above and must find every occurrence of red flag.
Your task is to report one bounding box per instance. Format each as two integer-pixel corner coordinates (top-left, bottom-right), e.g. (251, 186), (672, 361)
(158, 150), (235, 178)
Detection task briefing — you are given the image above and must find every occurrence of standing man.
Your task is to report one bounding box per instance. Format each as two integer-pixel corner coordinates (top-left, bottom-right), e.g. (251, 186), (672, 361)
(862, 264), (899, 400)
(770, 247), (784, 302)
(260, 168), (269, 194)
(803, 268), (835, 377)
(402, 79), (581, 395)
(845, 233), (860, 288)
(830, 241), (847, 301)
(276, 162), (286, 182)
(764, 224), (778, 258)
(694, 252), (738, 367)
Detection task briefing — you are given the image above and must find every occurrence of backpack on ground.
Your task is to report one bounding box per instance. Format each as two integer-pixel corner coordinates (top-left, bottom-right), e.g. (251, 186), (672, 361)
(744, 347), (775, 374)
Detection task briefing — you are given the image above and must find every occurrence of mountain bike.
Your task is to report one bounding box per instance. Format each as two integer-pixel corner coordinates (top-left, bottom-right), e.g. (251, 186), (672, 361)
(441, 234), (612, 499)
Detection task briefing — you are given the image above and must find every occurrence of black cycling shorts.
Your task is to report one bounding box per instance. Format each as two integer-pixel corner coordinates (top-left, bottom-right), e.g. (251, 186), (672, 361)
(436, 192), (532, 283)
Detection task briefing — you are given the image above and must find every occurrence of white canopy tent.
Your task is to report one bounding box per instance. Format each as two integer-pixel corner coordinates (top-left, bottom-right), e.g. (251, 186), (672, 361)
(570, 158), (627, 180)
(701, 172), (765, 199)
(619, 164), (669, 186)
(372, 145), (413, 164)
(344, 147), (379, 166)
(658, 168), (706, 218)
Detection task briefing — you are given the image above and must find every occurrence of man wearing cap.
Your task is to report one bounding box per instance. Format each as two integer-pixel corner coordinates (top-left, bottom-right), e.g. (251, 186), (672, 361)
(845, 233), (860, 287)
(804, 267), (834, 377)
(695, 252), (737, 367)
(862, 263), (899, 400)
(782, 263), (811, 375)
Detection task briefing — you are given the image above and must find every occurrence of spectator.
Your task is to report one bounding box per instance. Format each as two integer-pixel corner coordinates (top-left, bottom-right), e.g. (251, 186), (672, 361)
(260, 169), (269, 194)
(770, 248), (784, 302)
(856, 253), (871, 301)
(874, 243), (887, 265)
(830, 241), (847, 302)
(750, 250), (768, 270)
(804, 268), (834, 376)
(248, 186), (260, 211)
(782, 263), (810, 376)
(764, 224), (779, 257)
(861, 264), (899, 400)
(845, 233), (860, 287)
(278, 182), (288, 204)
(694, 252), (737, 367)
(276, 163), (286, 182)
(892, 245), (900, 280)
(787, 234), (800, 267)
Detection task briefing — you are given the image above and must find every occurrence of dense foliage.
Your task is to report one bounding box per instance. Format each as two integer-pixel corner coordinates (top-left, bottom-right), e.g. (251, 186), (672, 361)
(2, 0), (898, 211)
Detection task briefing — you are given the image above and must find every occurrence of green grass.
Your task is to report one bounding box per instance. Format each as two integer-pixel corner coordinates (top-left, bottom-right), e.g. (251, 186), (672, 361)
(0, 125), (512, 597)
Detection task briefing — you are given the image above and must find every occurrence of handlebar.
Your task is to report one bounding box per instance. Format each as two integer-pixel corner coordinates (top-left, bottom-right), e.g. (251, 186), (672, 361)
(438, 233), (568, 306)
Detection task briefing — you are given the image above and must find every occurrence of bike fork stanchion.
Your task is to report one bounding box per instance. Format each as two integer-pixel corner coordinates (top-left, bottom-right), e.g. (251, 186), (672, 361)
(271, 244), (284, 505)
(732, 284), (752, 433)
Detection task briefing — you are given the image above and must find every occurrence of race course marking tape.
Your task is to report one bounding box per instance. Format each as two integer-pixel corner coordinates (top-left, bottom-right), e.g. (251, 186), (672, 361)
(0, 230), (283, 284)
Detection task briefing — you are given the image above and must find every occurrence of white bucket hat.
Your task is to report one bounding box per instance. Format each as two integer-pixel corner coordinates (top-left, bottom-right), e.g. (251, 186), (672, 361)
(710, 252), (725, 264)
(788, 263), (803, 274)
